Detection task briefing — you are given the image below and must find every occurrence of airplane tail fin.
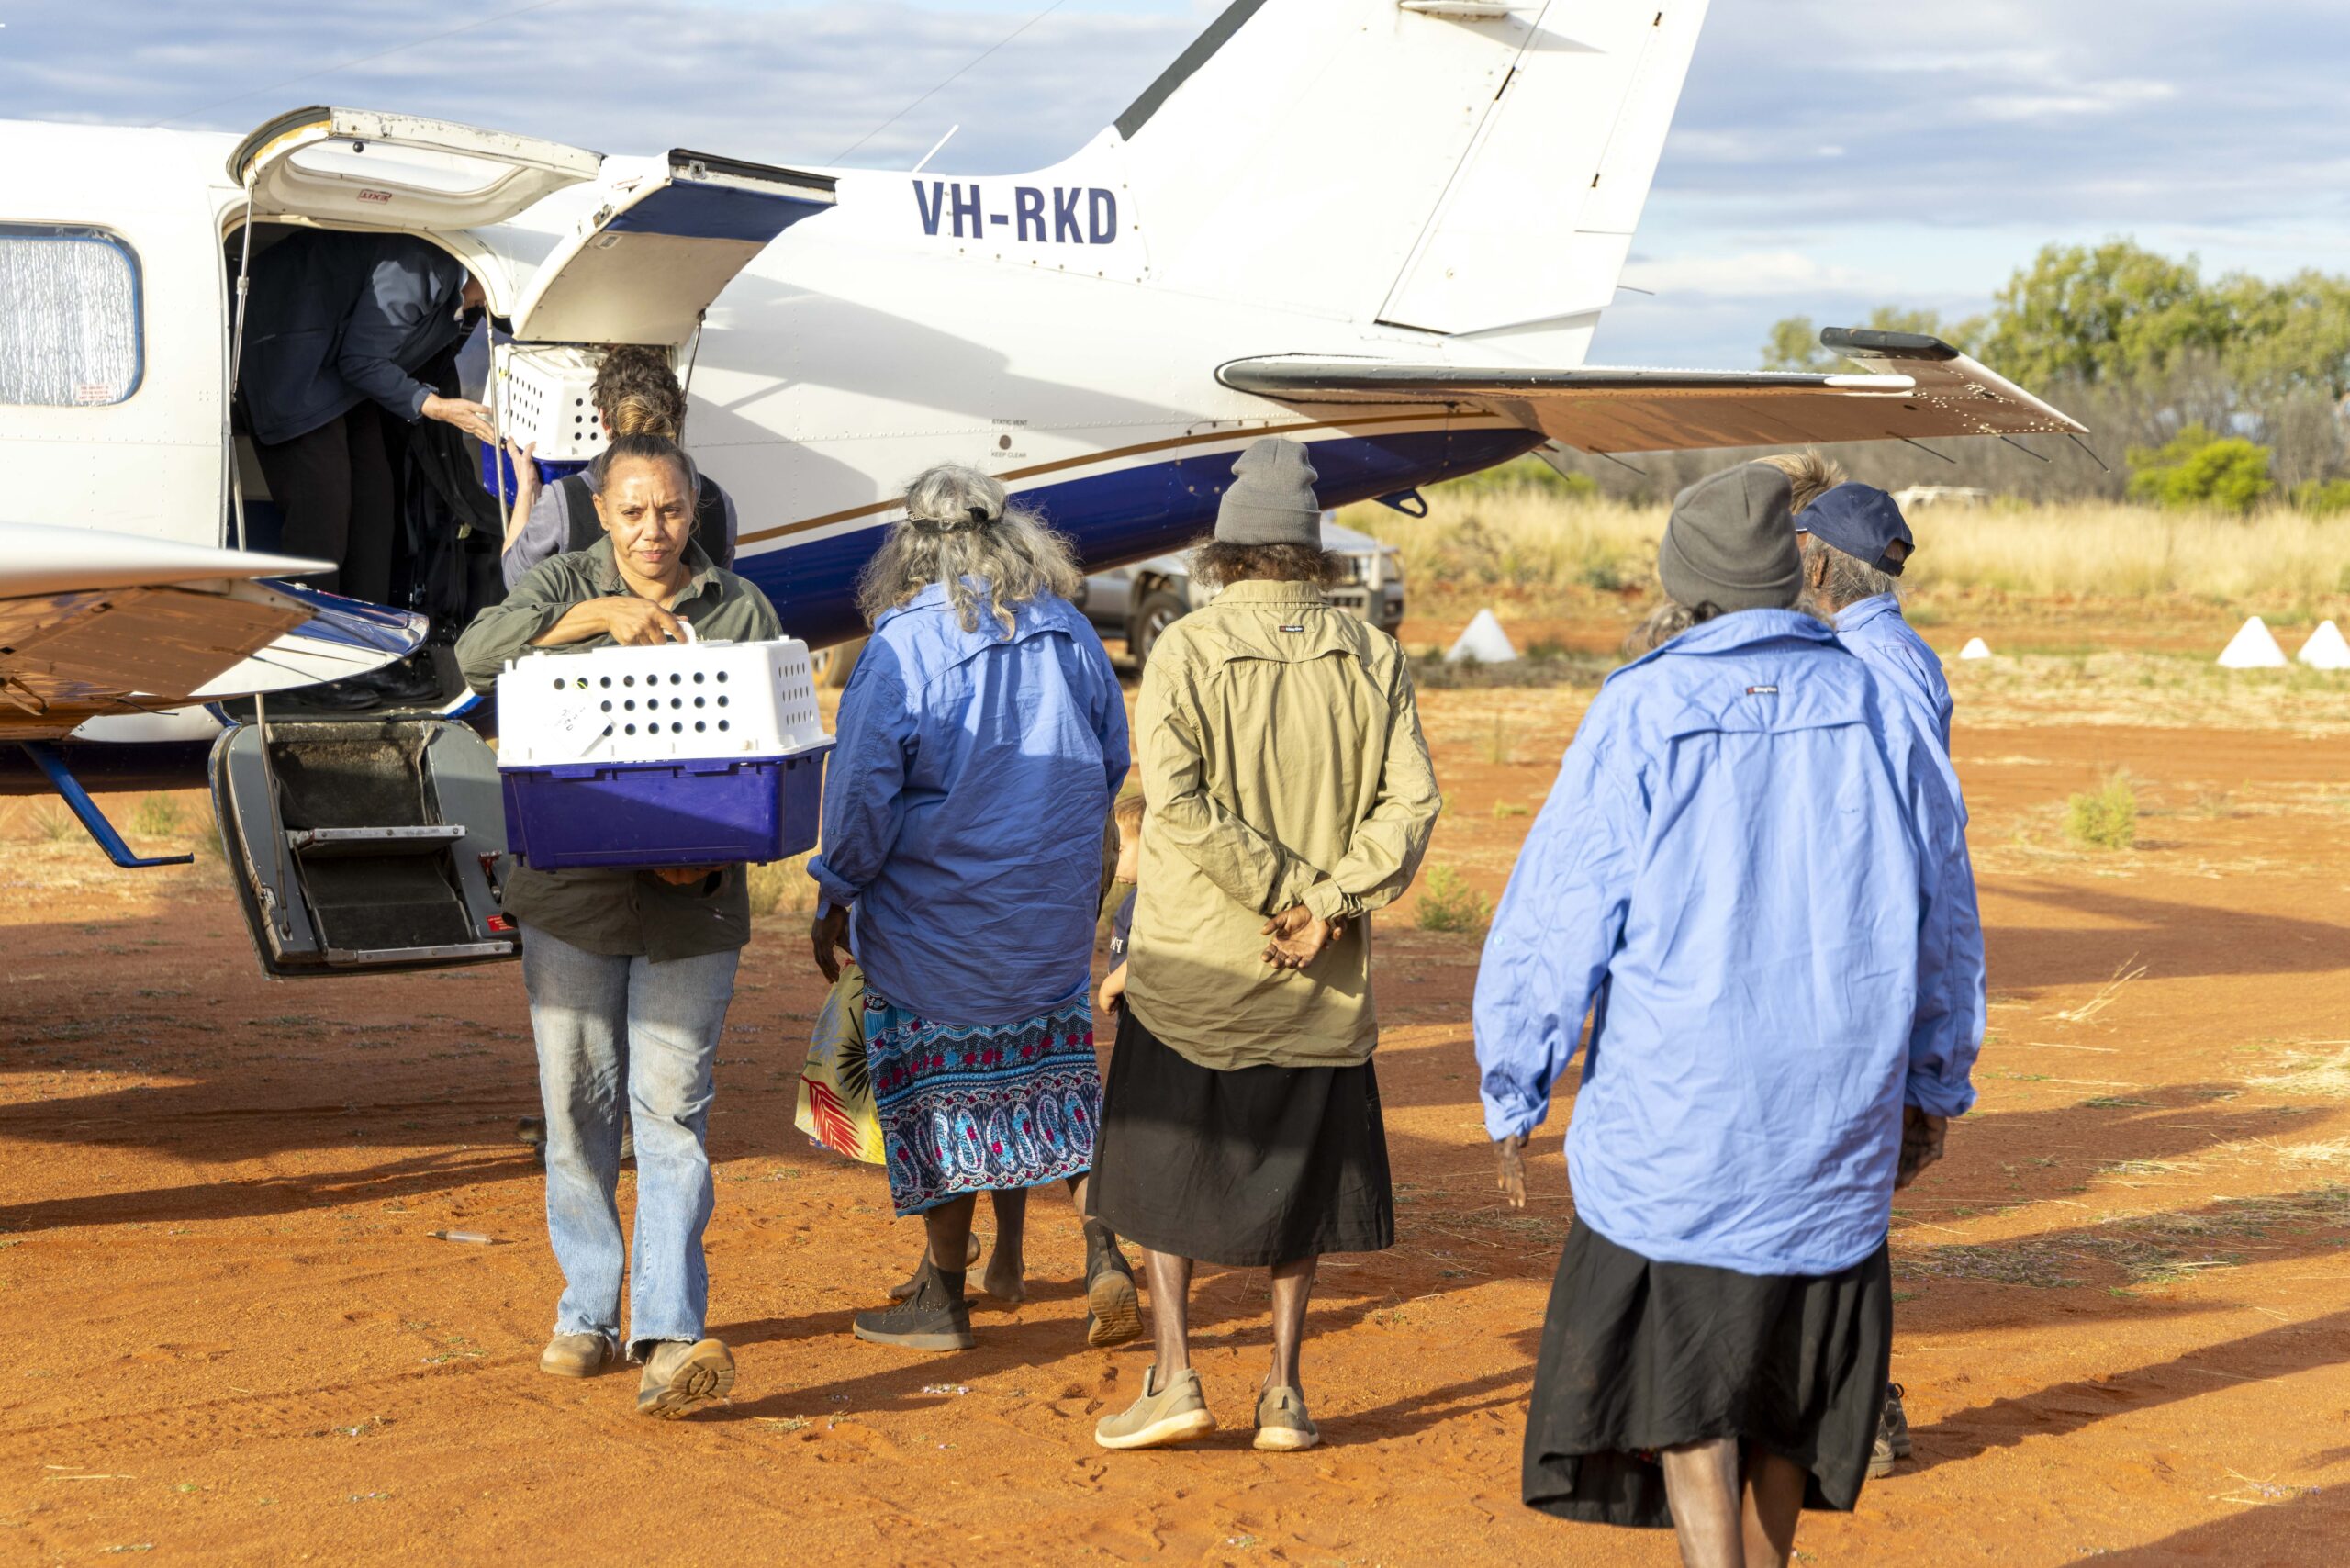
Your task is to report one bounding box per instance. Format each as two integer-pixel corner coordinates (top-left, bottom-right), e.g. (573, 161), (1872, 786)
(1110, 0), (1710, 352)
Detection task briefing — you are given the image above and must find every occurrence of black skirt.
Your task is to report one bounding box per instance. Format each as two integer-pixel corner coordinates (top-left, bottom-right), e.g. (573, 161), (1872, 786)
(1523, 1220), (1892, 1529)
(1086, 1007), (1393, 1268)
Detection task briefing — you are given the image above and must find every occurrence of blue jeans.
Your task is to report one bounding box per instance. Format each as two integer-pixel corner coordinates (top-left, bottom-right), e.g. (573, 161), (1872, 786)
(520, 924), (738, 1357)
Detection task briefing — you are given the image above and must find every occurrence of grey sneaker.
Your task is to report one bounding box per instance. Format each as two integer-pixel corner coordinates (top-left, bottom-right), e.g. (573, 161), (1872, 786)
(1253, 1384), (1320, 1452)
(539, 1331), (616, 1378)
(635, 1338), (736, 1418)
(1868, 1382), (1911, 1478)
(854, 1261), (975, 1350)
(1095, 1364), (1215, 1450)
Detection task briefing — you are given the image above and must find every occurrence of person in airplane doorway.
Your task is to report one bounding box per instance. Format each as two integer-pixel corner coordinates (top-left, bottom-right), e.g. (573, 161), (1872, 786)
(454, 431), (780, 1418)
(499, 344), (738, 589)
(805, 464), (1142, 1356)
(1472, 463), (1985, 1566)
(241, 229), (495, 709)
(1087, 438), (1443, 1457)
(1790, 477), (1974, 1479)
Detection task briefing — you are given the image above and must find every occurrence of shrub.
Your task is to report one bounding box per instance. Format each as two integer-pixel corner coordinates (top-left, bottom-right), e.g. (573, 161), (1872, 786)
(2125, 423), (2273, 514)
(1415, 865), (1493, 935)
(1436, 454), (1600, 499)
(2065, 772), (2138, 851)
(131, 794), (187, 837)
(2291, 477), (2350, 518)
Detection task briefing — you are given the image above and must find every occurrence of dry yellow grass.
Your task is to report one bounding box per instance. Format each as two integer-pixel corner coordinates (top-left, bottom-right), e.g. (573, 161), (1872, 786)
(1340, 487), (2350, 609)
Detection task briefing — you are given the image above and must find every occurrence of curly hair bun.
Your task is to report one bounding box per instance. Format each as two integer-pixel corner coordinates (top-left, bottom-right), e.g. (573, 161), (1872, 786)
(593, 345), (688, 441)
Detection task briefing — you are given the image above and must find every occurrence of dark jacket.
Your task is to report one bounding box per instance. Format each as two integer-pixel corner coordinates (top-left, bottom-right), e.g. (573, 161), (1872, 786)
(241, 231), (470, 445)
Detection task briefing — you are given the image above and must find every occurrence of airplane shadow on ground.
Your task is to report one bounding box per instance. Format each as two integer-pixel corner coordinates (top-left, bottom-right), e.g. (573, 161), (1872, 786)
(1984, 879), (2350, 993)
(1908, 1307), (2350, 1478)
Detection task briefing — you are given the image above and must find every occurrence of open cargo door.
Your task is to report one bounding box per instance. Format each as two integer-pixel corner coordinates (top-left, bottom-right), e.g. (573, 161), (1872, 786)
(210, 717), (520, 978)
(509, 151), (836, 345)
(229, 106), (602, 230)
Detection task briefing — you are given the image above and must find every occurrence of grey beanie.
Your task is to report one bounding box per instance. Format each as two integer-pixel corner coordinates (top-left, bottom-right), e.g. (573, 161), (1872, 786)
(1657, 463), (1800, 612)
(1214, 437), (1323, 546)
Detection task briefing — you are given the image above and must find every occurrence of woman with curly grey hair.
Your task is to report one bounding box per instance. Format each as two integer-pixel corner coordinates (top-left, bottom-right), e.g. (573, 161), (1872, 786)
(807, 463), (1141, 1353)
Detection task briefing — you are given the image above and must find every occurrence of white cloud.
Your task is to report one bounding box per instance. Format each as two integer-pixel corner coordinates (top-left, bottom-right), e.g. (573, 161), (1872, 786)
(1620, 251), (1874, 298)
(3, 1), (1198, 173)
(3, 0), (2343, 368)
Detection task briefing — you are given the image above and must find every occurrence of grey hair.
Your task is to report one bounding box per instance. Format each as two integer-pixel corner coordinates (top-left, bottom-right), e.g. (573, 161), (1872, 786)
(1796, 532), (1901, 621)
(855, 463), (1082, 636)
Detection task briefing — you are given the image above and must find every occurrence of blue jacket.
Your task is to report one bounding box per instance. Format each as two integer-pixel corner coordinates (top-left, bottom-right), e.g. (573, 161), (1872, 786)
(1837, 594), (1956, 756)
(1473, 610), (1984, 1276)
(809, 583), (1130, 1026)
(241, 231), (470, 444)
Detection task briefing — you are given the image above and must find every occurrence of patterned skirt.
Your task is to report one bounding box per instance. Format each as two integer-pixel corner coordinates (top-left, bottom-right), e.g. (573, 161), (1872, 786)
(864, 990), (1103, 1216)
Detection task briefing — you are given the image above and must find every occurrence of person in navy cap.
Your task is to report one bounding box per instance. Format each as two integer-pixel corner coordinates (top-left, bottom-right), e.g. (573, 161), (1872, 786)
(1792, 480), (1976, 1478)
(1796, 485), (1956, 782)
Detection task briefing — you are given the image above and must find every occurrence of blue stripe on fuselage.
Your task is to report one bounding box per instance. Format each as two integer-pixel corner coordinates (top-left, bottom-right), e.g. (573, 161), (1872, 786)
(733, 425), (1539, 646)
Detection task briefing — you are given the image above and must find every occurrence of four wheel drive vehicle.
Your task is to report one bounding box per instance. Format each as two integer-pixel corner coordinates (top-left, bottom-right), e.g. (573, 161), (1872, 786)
(1081, 518), (1405, 666)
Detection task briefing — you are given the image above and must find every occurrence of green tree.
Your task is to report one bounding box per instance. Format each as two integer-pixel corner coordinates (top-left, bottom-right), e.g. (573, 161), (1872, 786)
(1980, 241), (2231, 387)
(1866, 305), (1989, 357)
(1761, 314), (1830, 372)
(2217, 269), (2350, 401)
(2125, 422), (2275, 513)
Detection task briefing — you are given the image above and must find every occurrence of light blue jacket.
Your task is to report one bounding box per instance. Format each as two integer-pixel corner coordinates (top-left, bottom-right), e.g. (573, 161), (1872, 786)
(1472, 610), (1983, 1276)
(1837, 592), (1957, 760)
(809, 582), (1129, 1026)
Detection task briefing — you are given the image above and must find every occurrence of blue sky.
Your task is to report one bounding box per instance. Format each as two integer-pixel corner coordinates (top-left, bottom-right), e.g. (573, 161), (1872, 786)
(5, 0), (2344, 367)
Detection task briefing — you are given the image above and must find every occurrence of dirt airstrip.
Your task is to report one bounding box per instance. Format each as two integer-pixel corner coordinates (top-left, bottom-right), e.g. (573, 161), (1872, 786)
(2, 616), (2347, 1565)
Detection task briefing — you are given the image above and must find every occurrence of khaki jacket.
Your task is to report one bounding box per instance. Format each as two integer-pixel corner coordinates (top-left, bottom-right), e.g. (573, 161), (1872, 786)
(1126, 580), (1442, 1070)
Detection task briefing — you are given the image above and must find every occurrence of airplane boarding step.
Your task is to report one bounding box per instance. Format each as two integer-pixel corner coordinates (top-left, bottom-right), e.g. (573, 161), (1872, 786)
(285, 824), (468, 858)
(209, 718), (519, 979)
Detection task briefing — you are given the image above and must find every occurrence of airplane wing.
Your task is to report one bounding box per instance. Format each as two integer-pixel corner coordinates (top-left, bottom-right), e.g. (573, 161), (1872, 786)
(1218, 329), (2087, 454)
(0, 523), (425, 740)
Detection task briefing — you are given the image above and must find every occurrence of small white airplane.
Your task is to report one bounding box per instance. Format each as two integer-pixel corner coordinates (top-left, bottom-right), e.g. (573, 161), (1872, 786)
(0, 0), (2082, 976)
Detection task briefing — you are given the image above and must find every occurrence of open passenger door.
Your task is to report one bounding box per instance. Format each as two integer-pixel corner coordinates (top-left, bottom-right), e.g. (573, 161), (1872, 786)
(229, 106), (603, 230)
(509, 151), (835, 344)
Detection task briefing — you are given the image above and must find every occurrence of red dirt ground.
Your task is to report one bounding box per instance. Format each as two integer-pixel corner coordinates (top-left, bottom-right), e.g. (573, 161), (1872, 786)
(1, 633), (2346, 1565)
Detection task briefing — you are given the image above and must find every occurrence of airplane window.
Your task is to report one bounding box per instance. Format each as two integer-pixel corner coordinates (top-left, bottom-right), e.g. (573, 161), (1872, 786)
(0, 225), (141, 407)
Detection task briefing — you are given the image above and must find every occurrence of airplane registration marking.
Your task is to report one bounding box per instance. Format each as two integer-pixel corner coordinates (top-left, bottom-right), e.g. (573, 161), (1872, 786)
(913, 181), (1119, 244)
(734, 411), (1480, 546)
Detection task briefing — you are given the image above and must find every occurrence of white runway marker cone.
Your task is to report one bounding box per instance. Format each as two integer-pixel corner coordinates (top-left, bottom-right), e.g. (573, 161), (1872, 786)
(2217, 616), (2288, 669)
(1447, 609), (1518, 665)
(1958, 637), (1992, 661)
(2296, 619), (2350, 669)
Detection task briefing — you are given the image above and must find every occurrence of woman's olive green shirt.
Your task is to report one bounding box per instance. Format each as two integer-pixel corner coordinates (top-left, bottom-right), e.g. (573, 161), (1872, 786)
(454, 537), (784, 962)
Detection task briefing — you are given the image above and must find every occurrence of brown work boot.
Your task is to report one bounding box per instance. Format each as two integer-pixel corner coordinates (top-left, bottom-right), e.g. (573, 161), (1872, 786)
(635, 1338), (736, 1418)
(1082, 1226), (1142, 1349)
(539, 1332), (616, 1378)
